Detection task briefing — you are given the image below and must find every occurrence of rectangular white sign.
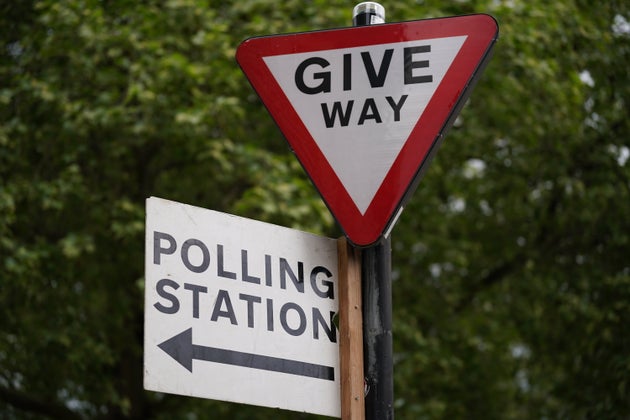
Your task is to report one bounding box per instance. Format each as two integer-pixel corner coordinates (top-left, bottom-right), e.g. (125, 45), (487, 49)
(144, 197), (340, 417)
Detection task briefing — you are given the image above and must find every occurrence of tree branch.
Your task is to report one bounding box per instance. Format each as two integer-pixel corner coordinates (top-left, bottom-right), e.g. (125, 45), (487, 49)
(454, 257), (523, 313)
(0, 384), (83, 420)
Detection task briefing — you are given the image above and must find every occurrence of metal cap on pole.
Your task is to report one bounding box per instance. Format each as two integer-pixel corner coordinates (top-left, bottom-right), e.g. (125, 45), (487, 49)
(353, 2), (386, 26)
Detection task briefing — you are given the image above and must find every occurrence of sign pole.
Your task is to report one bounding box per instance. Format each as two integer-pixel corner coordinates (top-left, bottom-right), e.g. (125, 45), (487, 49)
(361, 237), (393, 419)
(353, 3), (395, 419)
(338, 237), (366, 419)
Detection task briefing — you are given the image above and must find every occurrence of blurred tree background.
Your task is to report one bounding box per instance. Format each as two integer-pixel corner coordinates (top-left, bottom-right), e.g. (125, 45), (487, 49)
(1, 0), (628, 418)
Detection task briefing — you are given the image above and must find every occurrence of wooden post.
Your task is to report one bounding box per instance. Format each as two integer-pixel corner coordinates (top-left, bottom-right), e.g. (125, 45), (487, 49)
(338, 237), (365, 420)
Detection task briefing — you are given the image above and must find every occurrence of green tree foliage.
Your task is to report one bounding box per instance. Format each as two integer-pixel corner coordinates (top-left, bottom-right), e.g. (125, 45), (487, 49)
(1, 0), (628, 419)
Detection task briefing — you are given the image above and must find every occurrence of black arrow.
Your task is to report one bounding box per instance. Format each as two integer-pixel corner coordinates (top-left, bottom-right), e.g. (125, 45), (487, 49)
(158, 328), (335, 381)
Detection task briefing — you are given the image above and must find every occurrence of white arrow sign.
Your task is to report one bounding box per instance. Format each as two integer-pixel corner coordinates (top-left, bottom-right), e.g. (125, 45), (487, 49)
(144, 197), (340, 417)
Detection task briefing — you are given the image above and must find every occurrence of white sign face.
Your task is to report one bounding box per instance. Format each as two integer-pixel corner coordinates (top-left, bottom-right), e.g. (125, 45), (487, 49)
(263, 36), (466, 214)
(144, 197), (340, 417)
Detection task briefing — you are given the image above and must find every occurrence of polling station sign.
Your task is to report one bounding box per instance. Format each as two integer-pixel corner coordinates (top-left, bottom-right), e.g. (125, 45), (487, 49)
(144, 197), (341, 417)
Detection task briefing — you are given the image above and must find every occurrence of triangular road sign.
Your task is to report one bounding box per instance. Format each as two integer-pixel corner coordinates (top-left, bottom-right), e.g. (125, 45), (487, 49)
(237, 14), (498, 246)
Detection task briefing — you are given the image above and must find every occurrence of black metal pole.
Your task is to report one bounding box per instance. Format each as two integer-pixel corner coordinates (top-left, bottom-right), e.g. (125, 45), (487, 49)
(361, 236), (393, 419)
(352, 3), (394, 419)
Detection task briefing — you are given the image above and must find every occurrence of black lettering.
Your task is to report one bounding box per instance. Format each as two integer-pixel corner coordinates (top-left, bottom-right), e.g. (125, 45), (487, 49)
(241, 250), (260, 284)
(404, 45), (432, 84)
(181, 239), (210, 273)
(295, 57), (331, 95)
(265, 254), (273, 287)
(266, 298), (274, 332)
(361, 49), (394, 88)
(280, 302), (307, 336)
(217, 244), (236, 279)
(310, 266), (334, 299)
(343, 53), (352, 91)
(153, 231), (176, 265)
(358, 98), (382, 125)
(211, 289), (237, 325)
(280, 258), (304, 293)
(154, 278), (180, 314)
(386, 95), (408, 121)
(239, 293), (262, 328)
(312, 308), (337, 343)
(321, 101), (354, 128)
(184, 283), (208, 319)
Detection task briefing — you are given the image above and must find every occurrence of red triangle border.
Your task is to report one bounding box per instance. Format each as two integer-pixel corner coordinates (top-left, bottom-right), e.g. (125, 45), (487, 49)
(237, 14), (498, 246)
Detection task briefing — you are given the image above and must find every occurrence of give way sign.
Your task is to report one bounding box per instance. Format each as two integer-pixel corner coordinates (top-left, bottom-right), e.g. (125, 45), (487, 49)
(236, 14), (498, 246)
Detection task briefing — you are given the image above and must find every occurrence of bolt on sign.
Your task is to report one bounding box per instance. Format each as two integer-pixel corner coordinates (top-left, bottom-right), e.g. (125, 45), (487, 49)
(144, 197), (341, 417)
(237, 14), (499, 246)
